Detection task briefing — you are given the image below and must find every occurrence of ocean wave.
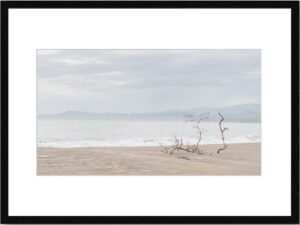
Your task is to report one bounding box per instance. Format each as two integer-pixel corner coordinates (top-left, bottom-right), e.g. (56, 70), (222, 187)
(37, 135), (261, 148)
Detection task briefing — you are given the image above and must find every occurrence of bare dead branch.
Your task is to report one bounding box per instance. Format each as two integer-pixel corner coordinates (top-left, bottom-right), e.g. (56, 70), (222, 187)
(161, 135), (192, 155)
(217, 113), (229, 154)
(161, 113), (212, 156)
(185, 113), (209, 154)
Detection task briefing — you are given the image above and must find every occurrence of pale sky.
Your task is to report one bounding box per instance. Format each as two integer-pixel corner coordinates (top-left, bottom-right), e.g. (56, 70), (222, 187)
(37, 49), (261, 114)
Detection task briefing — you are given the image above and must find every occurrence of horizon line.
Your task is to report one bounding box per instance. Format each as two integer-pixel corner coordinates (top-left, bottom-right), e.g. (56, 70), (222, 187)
(37, 103), (261, 116)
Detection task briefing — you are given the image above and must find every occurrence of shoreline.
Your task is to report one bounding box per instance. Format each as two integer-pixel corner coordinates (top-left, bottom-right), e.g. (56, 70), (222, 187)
(37, 142), (261, 149)
(37, 143), (261, 176)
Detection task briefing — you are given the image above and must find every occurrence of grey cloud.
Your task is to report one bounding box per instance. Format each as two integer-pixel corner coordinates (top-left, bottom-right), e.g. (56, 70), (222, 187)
(37, 49), (261, 114)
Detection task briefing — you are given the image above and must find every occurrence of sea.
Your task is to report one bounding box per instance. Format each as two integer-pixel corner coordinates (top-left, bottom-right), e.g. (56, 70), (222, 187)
(37, 119), (261, 148)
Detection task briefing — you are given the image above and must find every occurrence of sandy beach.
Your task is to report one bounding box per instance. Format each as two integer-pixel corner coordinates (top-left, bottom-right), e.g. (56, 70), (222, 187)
(37, 143), (260, 175)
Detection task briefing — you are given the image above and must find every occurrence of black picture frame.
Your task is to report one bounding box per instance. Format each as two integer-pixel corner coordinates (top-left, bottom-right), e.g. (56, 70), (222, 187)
(1, 1), (299, 224)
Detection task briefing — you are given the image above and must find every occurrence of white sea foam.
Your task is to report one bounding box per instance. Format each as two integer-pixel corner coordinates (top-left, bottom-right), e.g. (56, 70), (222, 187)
(37, 137), (262, 148)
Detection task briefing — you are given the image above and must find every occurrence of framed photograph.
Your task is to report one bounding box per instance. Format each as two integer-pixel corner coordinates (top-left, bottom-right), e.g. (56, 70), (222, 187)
(1, 1), (299, 224)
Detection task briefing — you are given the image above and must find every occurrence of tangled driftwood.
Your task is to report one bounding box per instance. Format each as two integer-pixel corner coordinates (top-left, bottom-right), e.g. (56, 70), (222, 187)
(161, 112), (229, 156)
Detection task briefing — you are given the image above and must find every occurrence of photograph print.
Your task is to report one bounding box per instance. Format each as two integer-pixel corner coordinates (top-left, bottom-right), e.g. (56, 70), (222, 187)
(37, 49), (261, 175)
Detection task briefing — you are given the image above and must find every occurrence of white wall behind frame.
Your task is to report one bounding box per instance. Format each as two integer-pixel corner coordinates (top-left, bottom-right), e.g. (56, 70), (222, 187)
(9, 9), (291, 216)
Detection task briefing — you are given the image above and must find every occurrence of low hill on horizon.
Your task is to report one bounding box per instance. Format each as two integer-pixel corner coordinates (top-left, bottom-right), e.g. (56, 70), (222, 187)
(38, 103), (261, 123)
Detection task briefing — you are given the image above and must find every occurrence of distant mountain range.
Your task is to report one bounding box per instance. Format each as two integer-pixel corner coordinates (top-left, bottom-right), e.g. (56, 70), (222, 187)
(38, 104), (261, 123)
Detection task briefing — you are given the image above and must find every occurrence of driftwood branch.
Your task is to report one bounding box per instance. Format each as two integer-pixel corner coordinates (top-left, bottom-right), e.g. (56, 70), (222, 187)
(161, 135), (192, 155)
(162, 113), (210, 155)
(217, 113), (229, 154)
(186, 113), (209, 154)
(161, 112), (230, 157)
